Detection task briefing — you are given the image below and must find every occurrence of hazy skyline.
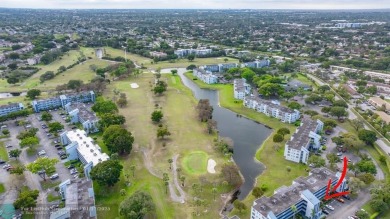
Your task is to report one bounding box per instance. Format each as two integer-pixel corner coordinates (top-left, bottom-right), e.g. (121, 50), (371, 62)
(1, 0), (390, 10)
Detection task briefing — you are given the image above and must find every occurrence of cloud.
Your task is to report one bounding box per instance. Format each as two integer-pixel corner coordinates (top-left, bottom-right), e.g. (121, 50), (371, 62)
(1, 0), (390, 9)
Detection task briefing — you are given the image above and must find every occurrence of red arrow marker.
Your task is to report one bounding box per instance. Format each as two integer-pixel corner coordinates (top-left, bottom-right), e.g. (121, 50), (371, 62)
(324, 156), (350, 200)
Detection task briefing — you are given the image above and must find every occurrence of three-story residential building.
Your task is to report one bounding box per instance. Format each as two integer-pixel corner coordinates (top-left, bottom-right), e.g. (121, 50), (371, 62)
(65, 102), (99, 133)
(0, 103), (24, 117)
(32, 91), (96, 112)
(193, 68), (218, 84)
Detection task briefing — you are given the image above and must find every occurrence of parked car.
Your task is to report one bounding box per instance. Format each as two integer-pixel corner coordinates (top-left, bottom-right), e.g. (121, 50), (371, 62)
(323, 209), (329, 215)
(54, 144), (61, 148)
(337, 152), (342, 156)
(2, 164), (10, 169)
(38, 150), (46, 156)
(343, 195), (351, 200)
(70, 169), (78, 175)
(67, 165), (74, 169)
(56, 147), (64, 150)
(325, 205), (334, 211)
(0, 160), (5, 164)
(337, 197), (345, 203)
(50, 173), (59, 180)
(6, 145), (12, 148)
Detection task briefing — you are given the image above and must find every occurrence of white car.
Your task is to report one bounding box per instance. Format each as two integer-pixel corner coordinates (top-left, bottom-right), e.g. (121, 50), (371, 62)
(38, 150), (46, 156)
(50, 173), (59, 180)
(325, 205), (334, 211)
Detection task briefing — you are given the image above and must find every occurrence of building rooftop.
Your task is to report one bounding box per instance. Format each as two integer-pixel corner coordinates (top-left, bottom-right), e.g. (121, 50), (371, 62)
(245, 96), (296, 114)
(66, 129), (109, 166)
(52, 179), (96, 219)
(234, 79), (246, 93)
(286, 118), (319, 150)
(68, 102), (98, 122)
(0, 103), (21, 110)
(253, 167), (338, 216)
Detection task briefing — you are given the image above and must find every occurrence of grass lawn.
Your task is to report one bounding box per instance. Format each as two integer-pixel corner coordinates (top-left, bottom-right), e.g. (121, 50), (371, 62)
(183, 72), (311, 217)
(0, 50), (82, 92)
(182, 151), (209, 175)
(40, 181), (61, 190)
(0, 183), (5, 194)
(0, 142), (9, 161)
(47, 193), (61, 202)
(21, 214), (35, 219)
(34, 58), (111, 90)
(103, 47), (152, 66)
(95, 73), (233, 218)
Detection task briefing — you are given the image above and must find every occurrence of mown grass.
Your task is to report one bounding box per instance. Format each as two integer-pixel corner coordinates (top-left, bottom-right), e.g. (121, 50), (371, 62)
(47, 193), (61, 202)
(182, 151), (209, 175)
(0, 183), (5, 194)
(95, 73), (234, 218)
(40, 181), (61, 190)
(0, 142), (9, 161)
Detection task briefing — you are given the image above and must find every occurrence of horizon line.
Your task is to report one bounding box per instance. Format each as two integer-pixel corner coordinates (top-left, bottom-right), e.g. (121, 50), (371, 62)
(1, 7), (390, 11)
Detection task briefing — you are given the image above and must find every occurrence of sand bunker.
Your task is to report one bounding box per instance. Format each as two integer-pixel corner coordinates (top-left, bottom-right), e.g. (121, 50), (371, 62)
(207, 159), (216, 174)
(130, 83), (139, 88)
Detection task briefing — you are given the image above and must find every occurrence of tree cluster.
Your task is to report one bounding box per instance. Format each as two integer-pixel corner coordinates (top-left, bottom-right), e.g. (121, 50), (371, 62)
(197, 99), (213, 122)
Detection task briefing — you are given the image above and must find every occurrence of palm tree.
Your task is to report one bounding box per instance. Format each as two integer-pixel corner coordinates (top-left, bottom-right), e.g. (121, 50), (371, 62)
(168, 159), (173, 170)
(291, 205), (298, 219)
(180, 176), (186, 187)
(212, 188), (217, 201)
(130, 165), (136, 177)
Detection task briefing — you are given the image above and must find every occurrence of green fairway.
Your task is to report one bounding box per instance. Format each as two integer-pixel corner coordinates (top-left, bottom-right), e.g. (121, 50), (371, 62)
(35, 58), (111, 90)
(182, 151), (209, 175)
(95, 73), (233, 218)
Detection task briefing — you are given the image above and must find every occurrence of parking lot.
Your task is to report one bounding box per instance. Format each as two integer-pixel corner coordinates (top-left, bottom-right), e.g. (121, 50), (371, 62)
(0, 109), (75, 196)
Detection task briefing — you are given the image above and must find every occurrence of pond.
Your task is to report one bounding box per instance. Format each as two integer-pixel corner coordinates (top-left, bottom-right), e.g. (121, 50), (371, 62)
(177, 69), (272, 199)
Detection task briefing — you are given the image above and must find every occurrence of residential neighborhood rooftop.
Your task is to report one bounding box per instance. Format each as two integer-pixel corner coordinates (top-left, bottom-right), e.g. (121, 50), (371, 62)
(286, 118), (320, 150)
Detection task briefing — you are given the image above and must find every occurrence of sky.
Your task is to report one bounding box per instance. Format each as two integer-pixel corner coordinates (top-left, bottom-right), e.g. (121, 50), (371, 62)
(1, 0), (390, 10)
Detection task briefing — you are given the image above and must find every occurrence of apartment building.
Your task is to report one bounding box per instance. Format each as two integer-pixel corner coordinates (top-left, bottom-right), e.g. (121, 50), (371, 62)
(244, 97), (300, 123)
(32, 91), (96, 112)
(251, 167), (347, 219)
(65, 102), (99, 133)
(149, 51), (167, 58)
(60, 129), (109, 178)
(50, 178), (97, 219)
(284, 118), (324, 164)
(204, 63), (239, 72)
(193, 68), (218, 84)
(244, 59), (271, 68)
(234, 78), (251, 100)
(0, 103), (25, 117)
(174, 48), (212, 57)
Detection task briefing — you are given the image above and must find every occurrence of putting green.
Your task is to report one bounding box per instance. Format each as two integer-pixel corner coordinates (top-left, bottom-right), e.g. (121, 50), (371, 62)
(182, 151), (209, 175)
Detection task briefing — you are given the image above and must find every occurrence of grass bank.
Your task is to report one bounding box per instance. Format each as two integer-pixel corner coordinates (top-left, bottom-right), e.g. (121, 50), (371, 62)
(0, 142), (9, 161)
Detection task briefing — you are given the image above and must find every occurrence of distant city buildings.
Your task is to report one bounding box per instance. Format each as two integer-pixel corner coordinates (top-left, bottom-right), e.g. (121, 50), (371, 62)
(284, 118), (323, 164)
(60, 129), (109, 178)
(32, 91), (96, 112)
(335, 23), (361, 28)
(251, 167), (347, 219)
(244, 97), (300, 123)
(204, 63), (239, 72)
(0, 103), (24, 117)
(65, 102), (99, 133)
(233, 78), (251, 100)
(50, 178), (97, 219)
(193, 68), (218, 84)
